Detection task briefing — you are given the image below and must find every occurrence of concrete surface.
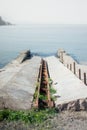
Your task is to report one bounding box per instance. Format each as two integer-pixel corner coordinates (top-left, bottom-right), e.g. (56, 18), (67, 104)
(46, 56), (87, 106)
(0, 56), (41, 110)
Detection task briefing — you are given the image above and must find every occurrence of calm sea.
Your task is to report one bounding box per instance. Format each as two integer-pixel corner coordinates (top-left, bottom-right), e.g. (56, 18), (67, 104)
(0, 24), (87, 68)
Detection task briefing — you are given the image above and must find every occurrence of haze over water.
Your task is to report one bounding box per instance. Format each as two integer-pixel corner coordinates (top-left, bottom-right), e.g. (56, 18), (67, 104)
(0, 24), (87, 68)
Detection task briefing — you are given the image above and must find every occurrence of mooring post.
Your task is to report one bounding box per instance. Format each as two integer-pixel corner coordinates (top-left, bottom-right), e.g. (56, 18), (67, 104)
(67, 64), (69, 69)
(84, 73), (86, 85)
(73, 62), (76, 74)
(61, 52), (63, 63)
(79, 69), (81, 80)
(70, 64), (72, 71)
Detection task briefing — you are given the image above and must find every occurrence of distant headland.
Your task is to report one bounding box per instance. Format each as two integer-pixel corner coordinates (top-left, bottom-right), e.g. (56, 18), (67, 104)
(0, 16), (11, 26)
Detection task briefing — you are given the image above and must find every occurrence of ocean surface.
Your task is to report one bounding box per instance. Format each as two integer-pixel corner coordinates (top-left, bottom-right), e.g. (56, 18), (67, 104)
(0, 24), (87, 68)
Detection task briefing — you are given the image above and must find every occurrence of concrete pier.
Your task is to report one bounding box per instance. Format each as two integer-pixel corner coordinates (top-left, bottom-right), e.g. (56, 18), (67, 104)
(57, 49), (87, 85)
(0, 50), (87, 111)
(0, 51), (41, 110)
(46, 56), (87, 110)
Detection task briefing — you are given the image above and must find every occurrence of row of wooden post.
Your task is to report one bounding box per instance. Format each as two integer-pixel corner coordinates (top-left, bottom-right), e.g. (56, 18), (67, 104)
(67, 62), (87, 85)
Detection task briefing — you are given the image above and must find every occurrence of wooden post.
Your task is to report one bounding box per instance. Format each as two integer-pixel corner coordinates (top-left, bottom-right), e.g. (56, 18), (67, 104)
(67, 64), (69, 69)
(73, 62), (76, 74)
(70, 64), (72, 71)
(84, 73), (86, 85)
(79, 69), (81, 80)
(61, 52), (63, 63)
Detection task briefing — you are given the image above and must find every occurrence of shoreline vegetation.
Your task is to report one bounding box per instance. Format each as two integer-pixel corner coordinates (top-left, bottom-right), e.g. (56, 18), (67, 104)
(0, 107), (87, 130)
(0, 108), (57, 123)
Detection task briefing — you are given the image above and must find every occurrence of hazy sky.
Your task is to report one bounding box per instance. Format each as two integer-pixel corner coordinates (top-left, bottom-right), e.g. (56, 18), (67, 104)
(0, 0), (87, 24)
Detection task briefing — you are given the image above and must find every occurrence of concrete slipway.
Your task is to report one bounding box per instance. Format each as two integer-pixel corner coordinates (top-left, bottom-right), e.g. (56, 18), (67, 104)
(46, 56), (87, 107)
(0, 53), (87, 110)
(0, 56), (41, 110)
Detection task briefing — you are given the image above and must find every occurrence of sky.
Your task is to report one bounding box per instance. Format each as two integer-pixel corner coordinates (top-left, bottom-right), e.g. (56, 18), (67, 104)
(0, 0), (87, 24)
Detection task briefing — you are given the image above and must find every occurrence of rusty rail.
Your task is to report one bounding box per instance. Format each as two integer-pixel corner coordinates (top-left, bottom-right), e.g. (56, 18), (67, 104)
(33, 59), (54, 109)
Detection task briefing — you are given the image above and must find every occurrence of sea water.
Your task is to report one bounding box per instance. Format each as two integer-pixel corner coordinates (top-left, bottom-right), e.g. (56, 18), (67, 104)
(0, 24), (87, 68)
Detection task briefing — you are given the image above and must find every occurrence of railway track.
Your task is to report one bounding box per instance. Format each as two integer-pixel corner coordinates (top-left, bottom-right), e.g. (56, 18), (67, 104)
(33, 59), (55, 109)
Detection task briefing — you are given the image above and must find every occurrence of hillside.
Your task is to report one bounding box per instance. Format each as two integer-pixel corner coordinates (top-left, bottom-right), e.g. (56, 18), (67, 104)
(0, 16), (11, 25)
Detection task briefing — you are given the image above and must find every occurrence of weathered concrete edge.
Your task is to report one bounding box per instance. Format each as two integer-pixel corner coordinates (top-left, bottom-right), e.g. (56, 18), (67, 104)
(57, 49), (78, 64)
(16, 50), (31, 64)
(56, 98), (87, 111)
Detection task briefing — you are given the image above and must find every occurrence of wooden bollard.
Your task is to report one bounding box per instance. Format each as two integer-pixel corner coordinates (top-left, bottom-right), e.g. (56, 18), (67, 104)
(67, 64), (69, 69)
(79, 69), (81, 80)
(73, 62), (76, 74)
(70, 64), (72, 71)
(60, 52), (63, 63)
(84, 73), (86, 85)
